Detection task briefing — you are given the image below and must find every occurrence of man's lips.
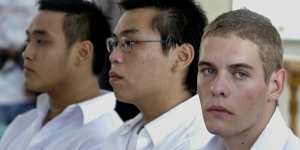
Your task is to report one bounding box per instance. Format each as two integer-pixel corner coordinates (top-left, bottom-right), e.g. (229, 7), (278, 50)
(23, 65), (34, 73)
(207, 105), (234, 115)
(109, 71), (123, 81)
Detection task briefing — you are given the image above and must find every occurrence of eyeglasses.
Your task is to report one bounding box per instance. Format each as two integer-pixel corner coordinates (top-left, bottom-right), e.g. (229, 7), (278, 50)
(106, 36), (164, 53)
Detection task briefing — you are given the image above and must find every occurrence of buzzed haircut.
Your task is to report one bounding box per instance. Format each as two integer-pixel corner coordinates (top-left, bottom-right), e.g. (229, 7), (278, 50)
(38, 0), (111, 75)
(203, 9), (283, 82)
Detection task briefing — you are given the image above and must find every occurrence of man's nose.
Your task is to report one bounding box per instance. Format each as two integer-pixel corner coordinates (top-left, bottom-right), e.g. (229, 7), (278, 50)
(210, 73), (230, 98)
(22, 44), (35, 61)
(109, 46), (124, 64)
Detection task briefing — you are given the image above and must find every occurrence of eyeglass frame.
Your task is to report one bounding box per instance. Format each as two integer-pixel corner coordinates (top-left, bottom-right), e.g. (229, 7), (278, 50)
(106, 35), (166, 53)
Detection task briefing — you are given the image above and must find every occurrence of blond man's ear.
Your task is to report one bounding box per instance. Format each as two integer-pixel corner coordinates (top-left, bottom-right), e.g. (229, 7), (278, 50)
(268, 68), (286, 103)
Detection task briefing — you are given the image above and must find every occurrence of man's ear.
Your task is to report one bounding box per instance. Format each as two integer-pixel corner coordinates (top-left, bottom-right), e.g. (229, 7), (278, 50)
(74, 40), (94, 66)
(171, 43), (194, 73)
(268, 68), (286, 102)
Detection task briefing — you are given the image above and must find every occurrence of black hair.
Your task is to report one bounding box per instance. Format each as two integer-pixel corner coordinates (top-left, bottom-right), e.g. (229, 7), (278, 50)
(38, 0), (111, 75)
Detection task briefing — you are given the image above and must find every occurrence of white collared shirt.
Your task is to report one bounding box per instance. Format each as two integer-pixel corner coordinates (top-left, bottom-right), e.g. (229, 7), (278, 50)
(95, 95), (213, 150)
(0, 90), (123, 150)
(201, 108), (300, 150)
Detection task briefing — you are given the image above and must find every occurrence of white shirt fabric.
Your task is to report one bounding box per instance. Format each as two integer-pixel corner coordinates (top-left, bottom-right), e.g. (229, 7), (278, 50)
(0, 91), (123, 150)
(201, 107), (300, 150)
(96, 95), (213, 150)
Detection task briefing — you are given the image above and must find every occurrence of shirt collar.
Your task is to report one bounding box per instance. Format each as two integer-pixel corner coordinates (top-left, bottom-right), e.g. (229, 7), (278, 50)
(78, 90), (117, 124)
(251, 107), (289, 150)
(119, 113), (144, 135)
(36, 90), (117, 125)
(36, 93), (51, 118)
(145, 95), (201, 146)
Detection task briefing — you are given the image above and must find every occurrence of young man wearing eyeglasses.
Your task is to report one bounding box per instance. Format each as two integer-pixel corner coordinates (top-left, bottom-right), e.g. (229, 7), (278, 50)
(0, 0), (123, 149)
(91, 0), (212, 149)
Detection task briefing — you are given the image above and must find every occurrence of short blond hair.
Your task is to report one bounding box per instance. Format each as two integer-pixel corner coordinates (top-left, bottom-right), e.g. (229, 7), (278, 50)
(202, 9), (283, 82)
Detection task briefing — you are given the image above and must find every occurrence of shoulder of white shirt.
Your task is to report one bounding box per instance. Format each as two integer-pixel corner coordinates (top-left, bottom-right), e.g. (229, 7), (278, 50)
(35, 90), (119, 125)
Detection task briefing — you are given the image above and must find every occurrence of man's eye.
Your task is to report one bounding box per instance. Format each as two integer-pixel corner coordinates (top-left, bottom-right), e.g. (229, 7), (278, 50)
(233, 71), (249, 80)
(123, 40), (135, 49)
(112, 40), (118, 47)
(200, 68), (216, 76)
(32, 39), (43, 45)
(36, 39), (44, 44)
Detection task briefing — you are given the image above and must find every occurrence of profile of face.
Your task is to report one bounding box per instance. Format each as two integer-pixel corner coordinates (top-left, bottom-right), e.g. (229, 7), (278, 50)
(109, 8), (174, 104)
(197, 35), (284, 137)
(23, 10), (75, 93)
